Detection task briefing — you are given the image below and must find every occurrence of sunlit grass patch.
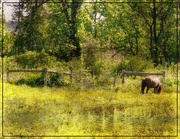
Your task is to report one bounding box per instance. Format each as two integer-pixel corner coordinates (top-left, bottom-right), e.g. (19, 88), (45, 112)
(1, 83), (178, 137)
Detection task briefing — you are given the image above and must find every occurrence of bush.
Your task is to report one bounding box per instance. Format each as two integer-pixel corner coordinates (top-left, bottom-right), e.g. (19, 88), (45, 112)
(3, 50), (69, 87)
(14, 72), (64, 87)
(14, 50), (57, 69)
(48, 73), (65, 87)
(115, 55), (154, 74)
(14, 73), (44, 87)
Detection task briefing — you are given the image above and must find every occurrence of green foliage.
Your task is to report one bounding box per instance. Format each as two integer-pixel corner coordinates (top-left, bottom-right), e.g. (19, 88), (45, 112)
(115, 55), (154, 74)
(77, 4), (93, 39)
(2, 51), (69, 87)
(14, 50), (57, 69)
(12, 72), (64, 87)
(82, 37), (98, 69)
(15, 74), (44, 87)
(1, 2), (179, 89)
(3, 2), (178, 64)
(46, 1), (83, 61)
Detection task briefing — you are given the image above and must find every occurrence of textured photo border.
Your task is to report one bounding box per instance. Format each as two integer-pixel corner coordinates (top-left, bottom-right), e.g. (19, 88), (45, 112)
(1, 1), (179, 138)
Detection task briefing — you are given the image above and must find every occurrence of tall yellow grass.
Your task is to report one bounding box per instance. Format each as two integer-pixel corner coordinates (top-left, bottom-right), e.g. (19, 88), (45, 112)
(0, 82), (178, 138)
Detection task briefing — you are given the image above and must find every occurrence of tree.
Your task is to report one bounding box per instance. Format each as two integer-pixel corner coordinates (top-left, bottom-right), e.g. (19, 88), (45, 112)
(1, 2), (16, 57)
(12, 1), (49, 54)
(12, 0), (83, 61)
(129, 1), (176, 66)
(91, 3), (144, 55)
(46, 0), (83, 61)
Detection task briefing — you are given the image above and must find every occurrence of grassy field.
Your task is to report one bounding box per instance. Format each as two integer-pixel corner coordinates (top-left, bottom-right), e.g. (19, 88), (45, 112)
(0, 80), (179, 138)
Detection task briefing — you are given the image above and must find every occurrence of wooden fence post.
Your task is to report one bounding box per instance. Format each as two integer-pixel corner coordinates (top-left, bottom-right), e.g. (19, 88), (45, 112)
(162, 71), (166, 84)
(70, 69), (73, 83)
(91, 69), (94, 77)
(113, 73), (117, 88)
(122, 70), (125, 84)
(43, 68), (48, 86)
(7, 68), (9, 83)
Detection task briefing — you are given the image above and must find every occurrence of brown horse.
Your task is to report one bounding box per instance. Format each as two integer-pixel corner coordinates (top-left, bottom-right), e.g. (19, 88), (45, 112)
(141, 77), (162, 94)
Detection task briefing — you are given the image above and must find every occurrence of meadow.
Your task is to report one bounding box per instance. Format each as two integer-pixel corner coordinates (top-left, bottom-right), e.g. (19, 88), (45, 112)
(0, 76), (179, 138)
(0, 56), (179, 138)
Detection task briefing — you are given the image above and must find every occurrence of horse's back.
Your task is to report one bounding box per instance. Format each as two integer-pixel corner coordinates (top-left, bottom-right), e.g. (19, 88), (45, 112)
(143, 77), (160, 88)
(152, 77), (160, 82)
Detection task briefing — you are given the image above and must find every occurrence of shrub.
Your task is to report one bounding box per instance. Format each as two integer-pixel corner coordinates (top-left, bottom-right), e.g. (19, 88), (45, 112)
(14, 73), (44, 87)
(115, 55), (154, 74)
(14, 50), (57, 69)
(48, 73), (65, 87)
(14, 72), (64, 87)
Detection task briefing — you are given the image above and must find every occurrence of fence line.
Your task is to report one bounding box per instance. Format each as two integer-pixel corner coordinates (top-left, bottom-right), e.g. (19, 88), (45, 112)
(6, 68), (57, 86)
(7, 69), (165, 88)
(6, 68), (93, 86)
(121, 70), (166, 84)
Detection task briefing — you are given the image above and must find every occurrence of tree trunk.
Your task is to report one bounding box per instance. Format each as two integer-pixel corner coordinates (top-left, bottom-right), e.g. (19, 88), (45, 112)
(63, 1), (82, 60)
(150, 25), (153, 59)
(70, 2), (81, 58)
(160, 4), (169, 64)
(152, 0), (159, 66)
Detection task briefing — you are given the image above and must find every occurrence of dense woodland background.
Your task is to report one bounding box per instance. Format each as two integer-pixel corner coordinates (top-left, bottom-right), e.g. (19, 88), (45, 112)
(0, 0), (179, 87)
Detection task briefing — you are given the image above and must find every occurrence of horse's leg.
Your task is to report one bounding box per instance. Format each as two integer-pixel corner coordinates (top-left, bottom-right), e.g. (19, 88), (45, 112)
(156, 85), (161, 94)
(154, 84), (159, 94)
(154, 87), (156, 93)
(158, 84), (162, 93)
(141, 85), (145, 94)
(146, 87), (150, 94)
(143, 86), (146, 94)
(141, 80), (146, 94)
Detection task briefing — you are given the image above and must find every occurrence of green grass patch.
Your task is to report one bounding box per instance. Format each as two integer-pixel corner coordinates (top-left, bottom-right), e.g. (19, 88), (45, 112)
(1, 83), (177, 137)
